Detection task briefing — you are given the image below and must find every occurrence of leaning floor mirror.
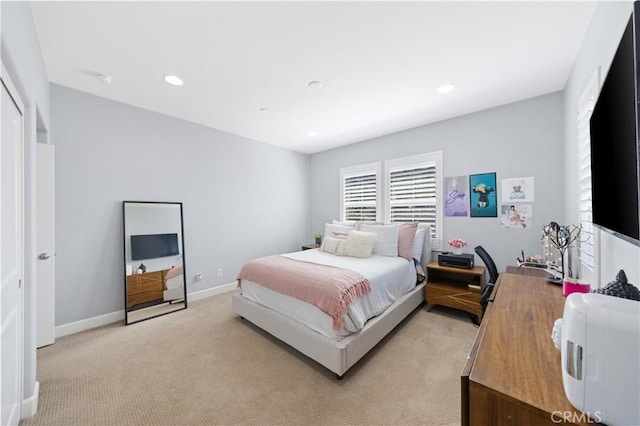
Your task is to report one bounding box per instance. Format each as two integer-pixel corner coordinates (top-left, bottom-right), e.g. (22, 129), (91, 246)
(123, 201), (187, 324)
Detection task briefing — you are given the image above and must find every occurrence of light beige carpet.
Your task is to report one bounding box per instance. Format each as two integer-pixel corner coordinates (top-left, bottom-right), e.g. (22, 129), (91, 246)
(21, 292), (478, 426)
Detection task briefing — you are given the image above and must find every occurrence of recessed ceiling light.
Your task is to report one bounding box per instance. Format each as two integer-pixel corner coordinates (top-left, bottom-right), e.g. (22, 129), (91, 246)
(308, 80), (322, 89)
(260, 107), (268, 112)
(164, 75), (184, 86)
(95, 73), (113, 84)
(308, 131), (318, 137)
(437, 84), (455, 94)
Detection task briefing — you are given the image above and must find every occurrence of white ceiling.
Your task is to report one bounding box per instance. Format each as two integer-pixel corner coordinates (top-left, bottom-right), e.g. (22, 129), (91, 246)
(32, 1), (597, 154)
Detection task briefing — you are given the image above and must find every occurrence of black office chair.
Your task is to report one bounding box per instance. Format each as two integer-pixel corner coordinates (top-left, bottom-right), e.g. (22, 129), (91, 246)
(474, 245), (499, 315)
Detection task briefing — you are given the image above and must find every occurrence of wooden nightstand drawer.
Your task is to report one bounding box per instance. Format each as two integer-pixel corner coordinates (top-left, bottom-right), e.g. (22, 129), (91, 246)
(425, 262), (485, 322)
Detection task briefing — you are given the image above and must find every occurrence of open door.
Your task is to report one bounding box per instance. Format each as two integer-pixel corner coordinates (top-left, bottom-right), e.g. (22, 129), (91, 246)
(36, 143), (55, 347)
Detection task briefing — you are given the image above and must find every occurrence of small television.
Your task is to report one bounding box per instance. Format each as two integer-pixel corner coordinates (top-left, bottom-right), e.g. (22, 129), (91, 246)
(131, 233), (179, 260)
(589, 7), (640, 247)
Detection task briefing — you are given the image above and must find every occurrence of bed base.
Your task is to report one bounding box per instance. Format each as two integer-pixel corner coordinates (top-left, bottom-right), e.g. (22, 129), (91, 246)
(231, 282), (425, 378)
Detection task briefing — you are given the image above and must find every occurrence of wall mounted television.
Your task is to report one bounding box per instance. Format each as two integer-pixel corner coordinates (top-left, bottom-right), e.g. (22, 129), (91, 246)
(589, 6), (640, 247)
(131, 233), (179, 260)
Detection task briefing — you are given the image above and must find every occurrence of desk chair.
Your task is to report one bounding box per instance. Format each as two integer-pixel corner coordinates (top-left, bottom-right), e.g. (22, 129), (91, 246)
(474, 245), (499, 315)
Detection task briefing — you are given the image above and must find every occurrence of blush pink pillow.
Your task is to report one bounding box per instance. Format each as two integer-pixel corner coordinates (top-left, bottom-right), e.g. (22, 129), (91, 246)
(398, 223), (418, 261)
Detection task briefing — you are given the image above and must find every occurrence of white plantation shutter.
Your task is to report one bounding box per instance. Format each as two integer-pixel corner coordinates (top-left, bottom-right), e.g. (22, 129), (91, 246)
(389, 165), (436, 222)
(576, 69), (599, 284)
(385, 152), (443, 247)
(341, 162), (381, 222)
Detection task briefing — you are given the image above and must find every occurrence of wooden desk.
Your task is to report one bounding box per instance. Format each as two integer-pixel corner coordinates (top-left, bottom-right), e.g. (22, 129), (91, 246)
(505, 265), (554, 277)
(461, 272), (595, 425)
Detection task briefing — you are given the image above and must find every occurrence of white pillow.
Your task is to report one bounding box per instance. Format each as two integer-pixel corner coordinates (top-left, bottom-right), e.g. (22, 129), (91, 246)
(332, 219), (358, 228)
(320, 237), (347, 256)
(323, 223), (353, 243)
(412, 228), (426, 261)
(344, 230), (377, 258)
(360, 223), (398, 257)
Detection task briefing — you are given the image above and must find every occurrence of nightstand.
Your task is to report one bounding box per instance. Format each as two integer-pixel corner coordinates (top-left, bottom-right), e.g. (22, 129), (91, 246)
(425, 262), (485, 322)
(301, 243), (319, 251)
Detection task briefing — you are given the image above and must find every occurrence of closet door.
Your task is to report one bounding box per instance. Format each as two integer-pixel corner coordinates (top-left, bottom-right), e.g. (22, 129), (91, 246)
(36, 143), (55, 348)
(1, 68), (25, 426)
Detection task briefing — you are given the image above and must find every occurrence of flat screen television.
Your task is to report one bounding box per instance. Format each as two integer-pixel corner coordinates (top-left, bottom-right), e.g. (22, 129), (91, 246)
(589, 8), (640, 247)
(131, 233), (179, 260)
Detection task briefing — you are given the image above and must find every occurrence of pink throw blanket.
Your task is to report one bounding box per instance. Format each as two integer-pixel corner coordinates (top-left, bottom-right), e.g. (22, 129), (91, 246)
(237, 255), (371, 330)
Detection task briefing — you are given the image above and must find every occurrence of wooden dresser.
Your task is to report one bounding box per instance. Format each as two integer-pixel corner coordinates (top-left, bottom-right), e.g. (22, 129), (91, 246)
(461, 268), (597, 425)
(126, 269), (168, 308)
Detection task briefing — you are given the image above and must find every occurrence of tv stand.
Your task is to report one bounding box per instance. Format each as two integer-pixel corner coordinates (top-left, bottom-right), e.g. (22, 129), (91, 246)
(126, 269), (169, 308)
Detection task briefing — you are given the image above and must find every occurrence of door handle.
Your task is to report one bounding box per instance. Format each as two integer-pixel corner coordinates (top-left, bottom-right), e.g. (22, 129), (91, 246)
(38, 253), (51, 260)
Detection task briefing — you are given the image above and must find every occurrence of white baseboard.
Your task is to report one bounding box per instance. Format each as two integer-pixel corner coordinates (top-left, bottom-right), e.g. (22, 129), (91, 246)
(56, 310), (125, 339)
(21, 380), (39, 419)
(55, 283), (236, 338)
(188, 282), (236, 302)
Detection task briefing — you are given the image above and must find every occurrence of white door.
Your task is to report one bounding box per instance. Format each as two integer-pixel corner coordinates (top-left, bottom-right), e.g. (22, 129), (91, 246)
(36, 144), (55, 348)
(1, 72), (25, 425)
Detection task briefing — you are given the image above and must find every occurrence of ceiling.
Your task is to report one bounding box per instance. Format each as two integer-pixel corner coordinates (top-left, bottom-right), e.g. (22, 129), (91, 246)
(32, 1), (597, 154)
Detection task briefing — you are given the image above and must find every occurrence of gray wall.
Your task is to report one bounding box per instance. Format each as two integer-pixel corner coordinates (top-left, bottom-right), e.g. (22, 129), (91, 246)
(309, 92), (565, 275)
(563, 1), (640, 287)
(51, 84), (308, 325)
(1, 2), (50, 125)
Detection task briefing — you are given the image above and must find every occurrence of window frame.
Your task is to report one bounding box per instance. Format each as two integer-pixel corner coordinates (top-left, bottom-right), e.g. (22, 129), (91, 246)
(383, 151), (443, 249)
(339, 161), (382, 222)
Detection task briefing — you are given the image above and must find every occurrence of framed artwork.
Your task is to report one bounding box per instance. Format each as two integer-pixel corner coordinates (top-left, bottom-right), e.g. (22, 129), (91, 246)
(444, 175), (468, 217)
(501, 203), (533, 229)
(501, 176), (534, 203)
(469, 172), (497, 217)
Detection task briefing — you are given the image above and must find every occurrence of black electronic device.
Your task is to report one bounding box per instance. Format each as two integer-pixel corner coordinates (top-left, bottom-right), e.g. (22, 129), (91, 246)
(131, 233), (179, 260)
(438, 253), (474, 269)
(589, 6), (640, 247)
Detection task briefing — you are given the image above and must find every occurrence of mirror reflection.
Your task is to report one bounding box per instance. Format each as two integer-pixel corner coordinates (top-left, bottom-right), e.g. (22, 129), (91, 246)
(123, 201), (187, 324)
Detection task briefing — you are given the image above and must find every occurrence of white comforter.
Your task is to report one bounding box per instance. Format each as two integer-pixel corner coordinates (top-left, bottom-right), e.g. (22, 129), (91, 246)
(239, 249), (416, 340)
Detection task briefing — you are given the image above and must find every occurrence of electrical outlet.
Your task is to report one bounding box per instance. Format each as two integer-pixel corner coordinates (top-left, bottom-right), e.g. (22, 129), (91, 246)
(216, 268), (223, 277)
(195, 273), (203, 282)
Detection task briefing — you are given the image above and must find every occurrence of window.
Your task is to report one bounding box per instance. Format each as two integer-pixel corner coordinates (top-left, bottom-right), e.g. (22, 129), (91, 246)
(340, 162), (381, 222)
(384, 152), (443, 247)
(339, 152), (443, 248)
(576, 69), (600, 285)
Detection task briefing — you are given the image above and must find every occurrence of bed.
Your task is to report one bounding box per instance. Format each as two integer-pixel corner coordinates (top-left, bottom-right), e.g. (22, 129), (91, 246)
(232, 223), (431, 378)
(163, 265), (184, 302)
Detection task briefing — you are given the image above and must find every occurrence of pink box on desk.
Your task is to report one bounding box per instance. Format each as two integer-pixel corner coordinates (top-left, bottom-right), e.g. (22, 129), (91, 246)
(563, 278), (591, 296)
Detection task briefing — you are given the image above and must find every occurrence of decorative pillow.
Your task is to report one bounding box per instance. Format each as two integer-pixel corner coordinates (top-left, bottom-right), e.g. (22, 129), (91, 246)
(360, 223), (398, 257)
(398, 223), (418, 261)
(412, 228), (426, 261)
(332, 219), (358, 228)
(332, 231), (350, 239)
(324, 223), (353, 244)
(321, 237), (347, 256)
(343, 230), (377, 258)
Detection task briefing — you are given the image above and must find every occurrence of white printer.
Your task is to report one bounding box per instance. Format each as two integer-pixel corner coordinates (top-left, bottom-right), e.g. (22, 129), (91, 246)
(561, 292), (640, 425)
